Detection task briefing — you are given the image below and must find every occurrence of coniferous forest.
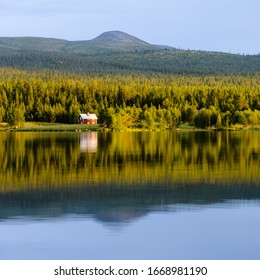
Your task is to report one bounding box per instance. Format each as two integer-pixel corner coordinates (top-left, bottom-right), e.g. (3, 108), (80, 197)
(0, 67), (260, 130)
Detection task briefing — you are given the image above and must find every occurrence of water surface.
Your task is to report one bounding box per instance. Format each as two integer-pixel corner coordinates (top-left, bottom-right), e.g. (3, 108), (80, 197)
(0, 131), (259, 259)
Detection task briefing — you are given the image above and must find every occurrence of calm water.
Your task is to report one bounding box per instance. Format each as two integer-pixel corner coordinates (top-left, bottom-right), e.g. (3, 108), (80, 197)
(0, 131), (259, 260)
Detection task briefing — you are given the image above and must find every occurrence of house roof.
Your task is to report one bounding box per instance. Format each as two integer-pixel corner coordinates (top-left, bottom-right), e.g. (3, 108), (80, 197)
(79, 113), (98, 120)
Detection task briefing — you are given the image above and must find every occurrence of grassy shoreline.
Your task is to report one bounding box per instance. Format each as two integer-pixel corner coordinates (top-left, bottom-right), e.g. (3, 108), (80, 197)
(1, 122), (260, 132)
(0, 122), (101, 132)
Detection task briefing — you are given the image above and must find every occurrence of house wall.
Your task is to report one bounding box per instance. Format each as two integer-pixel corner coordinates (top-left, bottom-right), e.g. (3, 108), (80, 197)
(87, 119), (97, 124)
(81, 119), (97, 124)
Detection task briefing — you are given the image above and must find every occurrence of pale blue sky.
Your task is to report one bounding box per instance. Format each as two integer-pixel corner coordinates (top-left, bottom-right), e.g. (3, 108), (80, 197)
(0, 0), (259, 54)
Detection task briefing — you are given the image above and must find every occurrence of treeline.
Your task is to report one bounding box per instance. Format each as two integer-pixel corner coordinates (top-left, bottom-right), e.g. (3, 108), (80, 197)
(1, 49), (260, 75)
(0, 68), (260, 129)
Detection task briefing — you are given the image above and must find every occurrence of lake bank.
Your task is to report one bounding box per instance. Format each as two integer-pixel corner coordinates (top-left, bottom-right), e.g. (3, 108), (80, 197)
(1, 122), (260, 132)
(0, 122), (100, 132)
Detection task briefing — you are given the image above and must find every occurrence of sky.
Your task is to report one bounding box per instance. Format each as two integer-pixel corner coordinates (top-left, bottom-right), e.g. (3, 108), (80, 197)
(0, 0), (259, 54)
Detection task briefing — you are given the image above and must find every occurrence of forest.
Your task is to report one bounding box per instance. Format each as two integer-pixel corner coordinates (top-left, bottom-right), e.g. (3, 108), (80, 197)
(0, 67), (260, 130)
(1, 49), (260, 75)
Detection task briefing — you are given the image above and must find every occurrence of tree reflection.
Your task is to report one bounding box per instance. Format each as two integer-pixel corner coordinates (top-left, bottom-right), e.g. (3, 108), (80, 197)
(0, 131), (259, 191)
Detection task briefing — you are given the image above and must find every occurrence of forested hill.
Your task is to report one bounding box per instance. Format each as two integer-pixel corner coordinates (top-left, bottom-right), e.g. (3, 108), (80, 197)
(0, 31), (173, 54)
(0, 31), (260, 75)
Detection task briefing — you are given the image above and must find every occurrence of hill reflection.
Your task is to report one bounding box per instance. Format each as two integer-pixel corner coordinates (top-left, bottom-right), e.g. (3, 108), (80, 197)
(0, 183), (259, 223)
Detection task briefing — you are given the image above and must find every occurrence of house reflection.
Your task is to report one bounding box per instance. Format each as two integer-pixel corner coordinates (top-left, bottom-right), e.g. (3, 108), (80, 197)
(79, 132), (98, 152)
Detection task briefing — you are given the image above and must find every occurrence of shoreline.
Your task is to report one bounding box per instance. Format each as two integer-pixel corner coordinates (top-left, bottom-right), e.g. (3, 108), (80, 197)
(0, 122), (260, 132)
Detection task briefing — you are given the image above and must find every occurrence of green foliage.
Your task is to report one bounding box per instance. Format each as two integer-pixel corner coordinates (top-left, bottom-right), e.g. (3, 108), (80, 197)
(6, 102), (25, 127)
(0, 68), (260, 130)
(69, 102), (81, 124)
(216, 113), (222, 129)
(141, 110), (156, 129)
(0, 106), (5, 122)
(195, 108), (211, 128)
(105, 107), (123, 130)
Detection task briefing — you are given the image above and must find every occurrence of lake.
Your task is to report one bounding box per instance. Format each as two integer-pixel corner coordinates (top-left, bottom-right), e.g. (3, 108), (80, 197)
(0, 131), (259, 260)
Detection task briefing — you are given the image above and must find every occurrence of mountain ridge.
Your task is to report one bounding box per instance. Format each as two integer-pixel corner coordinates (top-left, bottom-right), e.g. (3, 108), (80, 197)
(0, 31), (174, 54)
(0, 31), (259, 75)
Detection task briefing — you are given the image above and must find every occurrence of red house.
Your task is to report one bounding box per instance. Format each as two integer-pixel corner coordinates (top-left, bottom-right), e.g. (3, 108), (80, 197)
(78, 113), (98, 124)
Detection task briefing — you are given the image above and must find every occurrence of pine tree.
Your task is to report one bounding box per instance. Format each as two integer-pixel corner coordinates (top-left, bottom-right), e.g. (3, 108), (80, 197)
(6, 102), (25, 128)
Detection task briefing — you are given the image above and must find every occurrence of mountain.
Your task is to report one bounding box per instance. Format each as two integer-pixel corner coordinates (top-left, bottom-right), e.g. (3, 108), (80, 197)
(0, 31), (174, 55)
(0, 31), (259, 75)
(92, 31), (149, 45)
